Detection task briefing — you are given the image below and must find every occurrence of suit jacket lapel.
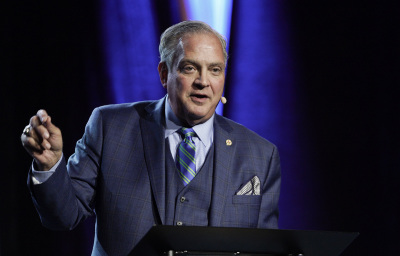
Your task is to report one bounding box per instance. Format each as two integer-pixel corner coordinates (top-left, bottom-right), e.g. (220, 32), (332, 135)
(209, 115), (235, 226)
(140, 97), (167, 224)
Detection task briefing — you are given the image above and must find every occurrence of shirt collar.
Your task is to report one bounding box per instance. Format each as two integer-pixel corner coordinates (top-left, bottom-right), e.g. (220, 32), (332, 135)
(164, 95), (214, 147)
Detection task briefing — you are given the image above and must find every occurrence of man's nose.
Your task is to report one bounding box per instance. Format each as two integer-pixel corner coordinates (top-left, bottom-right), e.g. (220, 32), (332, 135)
(194, 73), (209, 88)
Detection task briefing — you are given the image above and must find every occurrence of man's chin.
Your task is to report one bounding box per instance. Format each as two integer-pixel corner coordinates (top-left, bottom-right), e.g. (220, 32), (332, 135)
(184, 110), (214, 125)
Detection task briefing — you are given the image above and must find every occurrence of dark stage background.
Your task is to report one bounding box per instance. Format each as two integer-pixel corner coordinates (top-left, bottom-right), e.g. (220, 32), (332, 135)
(1, 1), (399, 255)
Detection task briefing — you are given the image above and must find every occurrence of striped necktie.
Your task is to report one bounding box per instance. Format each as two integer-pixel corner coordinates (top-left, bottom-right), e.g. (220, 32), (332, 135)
(176, 127), (197, 186)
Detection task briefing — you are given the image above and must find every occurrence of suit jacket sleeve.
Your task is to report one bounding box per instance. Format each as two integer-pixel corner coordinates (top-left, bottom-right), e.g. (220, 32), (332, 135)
(27, 107), (103, 230)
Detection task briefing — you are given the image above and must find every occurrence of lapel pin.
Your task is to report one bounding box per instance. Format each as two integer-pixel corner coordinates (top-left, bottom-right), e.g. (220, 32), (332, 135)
(226, 139), (232, 146)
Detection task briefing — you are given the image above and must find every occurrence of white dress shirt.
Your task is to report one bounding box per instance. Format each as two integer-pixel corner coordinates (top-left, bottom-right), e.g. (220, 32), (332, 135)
(164, 95), (214, 171)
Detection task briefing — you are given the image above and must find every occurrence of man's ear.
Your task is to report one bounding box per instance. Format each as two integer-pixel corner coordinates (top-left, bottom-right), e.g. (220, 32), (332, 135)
(157, 62), (168, 88)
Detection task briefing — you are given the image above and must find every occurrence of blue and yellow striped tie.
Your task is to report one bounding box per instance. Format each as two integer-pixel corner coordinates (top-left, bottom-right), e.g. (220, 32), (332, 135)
(176, 128), (196, 186)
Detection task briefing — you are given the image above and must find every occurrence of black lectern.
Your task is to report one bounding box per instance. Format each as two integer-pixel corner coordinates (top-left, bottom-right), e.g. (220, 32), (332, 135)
(130, 226), (358, 256)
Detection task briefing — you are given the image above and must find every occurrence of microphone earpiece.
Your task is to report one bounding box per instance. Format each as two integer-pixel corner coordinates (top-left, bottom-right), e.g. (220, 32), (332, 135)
(221, 96), (227, 104)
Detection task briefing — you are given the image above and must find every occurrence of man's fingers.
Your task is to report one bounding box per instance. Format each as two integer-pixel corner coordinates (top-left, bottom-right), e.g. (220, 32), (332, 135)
(28, 115), (50, 144)
(22, 109), (63, 171)
(31, 110), (50, 129)
(21, 134), (44, 156)
(42, 116), (59, 135)
(28, 110), (59, 142)
(34, 123), (50, 140)
(21, 125), (50, 150)
(25, 136), (44, 151)
(34, 111), (60, 137)
(37, 109), (49, 124)
(29, 115), (41, 128)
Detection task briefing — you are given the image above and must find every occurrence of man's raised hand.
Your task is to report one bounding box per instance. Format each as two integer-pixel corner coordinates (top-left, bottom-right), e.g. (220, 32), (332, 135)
(21, 109), (63, 171)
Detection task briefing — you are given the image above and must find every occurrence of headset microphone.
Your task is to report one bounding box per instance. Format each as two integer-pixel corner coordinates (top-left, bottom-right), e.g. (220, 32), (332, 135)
(221, 96), (227, 104)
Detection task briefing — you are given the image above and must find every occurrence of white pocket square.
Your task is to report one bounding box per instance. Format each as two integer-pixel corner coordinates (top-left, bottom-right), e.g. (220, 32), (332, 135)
(236, 176), (260, 195)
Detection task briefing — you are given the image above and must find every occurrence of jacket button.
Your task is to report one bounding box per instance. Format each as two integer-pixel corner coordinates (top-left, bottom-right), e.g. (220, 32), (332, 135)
(180, 196), (186, 203)
(176, 221), (183, 226)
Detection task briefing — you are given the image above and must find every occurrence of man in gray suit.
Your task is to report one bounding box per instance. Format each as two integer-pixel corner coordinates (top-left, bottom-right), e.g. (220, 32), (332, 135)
(21, 21), (281, 256)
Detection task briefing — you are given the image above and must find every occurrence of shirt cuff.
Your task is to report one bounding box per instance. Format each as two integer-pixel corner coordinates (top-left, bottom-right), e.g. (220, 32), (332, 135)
(31, 154), (63, 185)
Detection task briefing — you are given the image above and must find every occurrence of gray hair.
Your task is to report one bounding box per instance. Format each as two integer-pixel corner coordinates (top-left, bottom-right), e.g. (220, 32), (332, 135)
(159, 20), (228, 70)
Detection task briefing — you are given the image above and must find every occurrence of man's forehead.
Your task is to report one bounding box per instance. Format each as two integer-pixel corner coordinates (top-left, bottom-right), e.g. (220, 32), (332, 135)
(180, 34), (224, 59)
(180, 32), (220, 46)
(169, 32), (224, 69)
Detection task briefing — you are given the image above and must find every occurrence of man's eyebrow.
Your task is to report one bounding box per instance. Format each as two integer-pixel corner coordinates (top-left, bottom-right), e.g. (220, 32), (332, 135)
(179, 59), (199, 66)
(179, 59), (225, 68)
(209, 62), (225, 68)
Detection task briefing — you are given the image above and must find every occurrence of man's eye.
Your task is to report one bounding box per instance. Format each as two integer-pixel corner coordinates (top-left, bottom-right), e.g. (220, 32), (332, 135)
(183, 66), (195, 72)
(212, 67), (222, 74)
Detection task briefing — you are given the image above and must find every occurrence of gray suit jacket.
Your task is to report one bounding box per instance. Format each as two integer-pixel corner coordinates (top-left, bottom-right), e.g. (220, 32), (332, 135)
(28, 96), (281, 256)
